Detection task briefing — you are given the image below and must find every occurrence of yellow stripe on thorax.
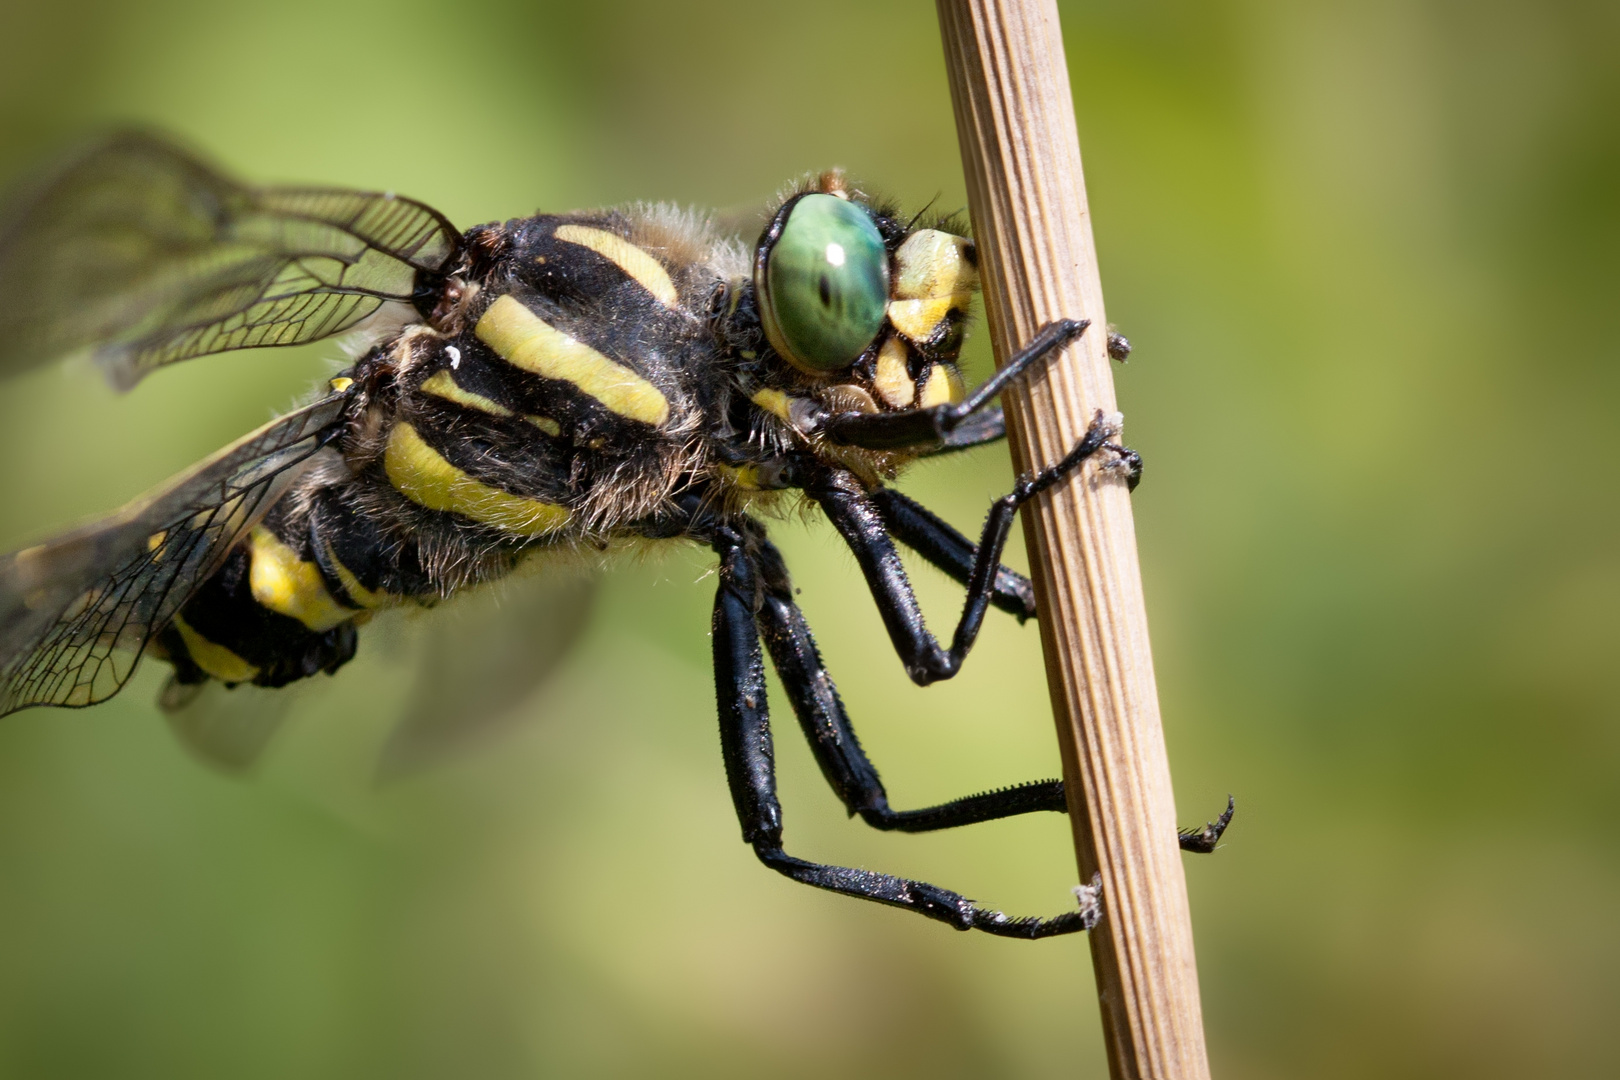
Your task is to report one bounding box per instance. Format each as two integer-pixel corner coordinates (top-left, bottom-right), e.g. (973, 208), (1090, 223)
(171, 614), (260, 684)
(419, 370), (514, 417)
(384, 421), (571, 537)
(248, 526), (354, 632)
(553, 225), (679, 309)
(475, 295), (670, 427)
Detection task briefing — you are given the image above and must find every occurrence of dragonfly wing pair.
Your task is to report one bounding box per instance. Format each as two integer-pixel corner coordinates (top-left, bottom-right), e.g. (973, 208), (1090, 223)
(0, 132), (588, 768)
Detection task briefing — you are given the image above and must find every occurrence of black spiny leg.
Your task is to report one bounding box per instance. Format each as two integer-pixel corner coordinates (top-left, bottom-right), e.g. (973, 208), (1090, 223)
(919, 404), (1142, 490)
(809, 410), (1128, 687)
(926, 407), (1007, 455)
(801, 487), (1235, 850)
(917, 330), (1128, 458)
(821, 319), (1088, 450)
(754, 539), (1231, 851)
(750, 537), (1066, 831)
(710, 526), (1098, 939)
(1178, 796), (1236, 853)
(870, 486), (1037, 622)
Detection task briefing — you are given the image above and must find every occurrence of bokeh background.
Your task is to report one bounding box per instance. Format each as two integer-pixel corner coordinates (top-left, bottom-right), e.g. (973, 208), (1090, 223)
(0, 0), (1615, 1076)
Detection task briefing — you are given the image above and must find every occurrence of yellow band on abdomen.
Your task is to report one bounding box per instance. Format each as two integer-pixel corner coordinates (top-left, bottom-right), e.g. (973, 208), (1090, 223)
(384, 421), (571, 537)
(248, 527), (353, 632)
(475, 295), (670, 427)
(171, 614), (260, 684)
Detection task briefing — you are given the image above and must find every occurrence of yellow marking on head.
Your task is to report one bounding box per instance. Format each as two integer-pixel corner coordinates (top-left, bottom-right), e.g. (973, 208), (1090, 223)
(248, 527), (353, 632)
(888, 297), (970, 342)
(527, 415), (563, 437)
(553, 225), (679, 310)
(329, 376), (354, 393)
(171, 614), (260, 684)
(385, 421), (571, 537)
(888, 229), (977, 342)
(419, 370), (514, 417)
(893, 230), (977, 300)
(750, 387), (793, 423)
(320, 538), (395, 610)
(475, 295), (670, 426)
(916, 364), (967, 409)
(872, 337), (916, 408)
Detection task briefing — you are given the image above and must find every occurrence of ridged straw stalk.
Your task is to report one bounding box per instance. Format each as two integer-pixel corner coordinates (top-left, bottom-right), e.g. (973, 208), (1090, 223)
(935, 1), (1213, 1076)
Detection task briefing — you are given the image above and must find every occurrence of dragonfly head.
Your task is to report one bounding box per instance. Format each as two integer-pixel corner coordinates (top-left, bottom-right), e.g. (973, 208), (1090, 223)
(749, 172), (978, 414)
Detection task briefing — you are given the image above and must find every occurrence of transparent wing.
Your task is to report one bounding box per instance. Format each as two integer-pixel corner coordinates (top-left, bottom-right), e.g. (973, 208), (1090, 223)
(0, 131), (460, 388)
(0, 390), (350, 715)
(160, 678), (301, 773)
(375, 572), (597, 778)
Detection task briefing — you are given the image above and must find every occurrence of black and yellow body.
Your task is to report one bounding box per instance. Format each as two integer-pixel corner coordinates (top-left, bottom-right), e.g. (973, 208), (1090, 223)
(147, 182), (991, 699)
(0, 136), (1229, 940)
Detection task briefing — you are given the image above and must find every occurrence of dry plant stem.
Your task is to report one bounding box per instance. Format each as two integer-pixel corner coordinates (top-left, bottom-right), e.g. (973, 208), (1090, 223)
(935, 1), (1212, 1077)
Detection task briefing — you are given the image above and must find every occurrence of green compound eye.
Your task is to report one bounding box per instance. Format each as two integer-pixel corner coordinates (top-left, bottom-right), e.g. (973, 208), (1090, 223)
(757, 194), (890, 373)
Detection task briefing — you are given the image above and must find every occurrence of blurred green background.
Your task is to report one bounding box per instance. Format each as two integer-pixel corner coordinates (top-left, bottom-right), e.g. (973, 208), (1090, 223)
(0, 0), (1616, 1076)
